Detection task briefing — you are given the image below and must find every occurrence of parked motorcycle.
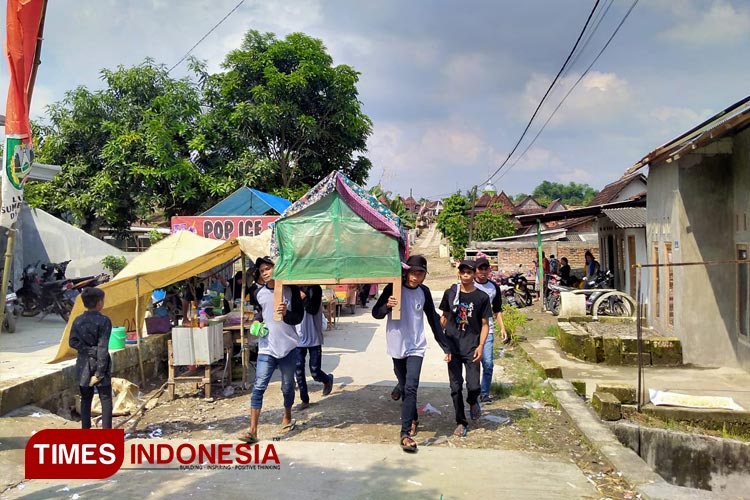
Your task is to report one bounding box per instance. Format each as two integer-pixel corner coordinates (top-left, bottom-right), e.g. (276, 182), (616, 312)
(546, 270), (630, 317)
(16, 260), (87, 323)
(3, 288), (19, 333)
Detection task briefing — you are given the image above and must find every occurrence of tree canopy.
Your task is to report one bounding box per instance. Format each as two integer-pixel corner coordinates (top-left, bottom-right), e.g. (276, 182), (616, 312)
(26, 29), (373, 235)
(436, 194), (469, 258)
(26, 60), (212, 236)
(530, 181), (598, 206)
(198, 30), (372, 190)
(473, 204), (516, 241)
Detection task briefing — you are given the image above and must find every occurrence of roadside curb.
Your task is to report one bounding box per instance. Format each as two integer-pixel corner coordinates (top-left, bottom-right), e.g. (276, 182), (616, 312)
(514, 338), (725, 499)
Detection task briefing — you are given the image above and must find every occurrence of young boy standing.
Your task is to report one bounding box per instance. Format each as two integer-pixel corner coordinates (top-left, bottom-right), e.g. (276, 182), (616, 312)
(240, 256), (304, 444)
(474, 256), (507, 403)
(294, 284), (334, 411)
(69, 287), (113, 429)
(372, 255), (450, 452)
(439, 260), (492, 437)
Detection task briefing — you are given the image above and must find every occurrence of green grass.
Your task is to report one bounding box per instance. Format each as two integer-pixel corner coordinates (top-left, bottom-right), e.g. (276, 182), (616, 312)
(490, 358), (558, 408)
(501, 306), (527, 343)
(544, 325), (560, 338)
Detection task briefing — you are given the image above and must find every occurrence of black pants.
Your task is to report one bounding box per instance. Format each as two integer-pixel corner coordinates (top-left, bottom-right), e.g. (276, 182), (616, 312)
(393, 356), (423, 437)
(80, 384), (113, 429)
(447, 354), (481, 426)
(295, 346), (332, 404)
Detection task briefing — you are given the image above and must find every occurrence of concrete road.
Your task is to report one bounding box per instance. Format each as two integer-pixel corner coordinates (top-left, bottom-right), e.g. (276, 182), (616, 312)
(0, 315), (72, 391)
(3, 439), (598, 500)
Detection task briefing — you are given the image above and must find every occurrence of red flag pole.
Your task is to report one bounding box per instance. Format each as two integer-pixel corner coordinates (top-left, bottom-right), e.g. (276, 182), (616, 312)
(0, 0), (47, 334)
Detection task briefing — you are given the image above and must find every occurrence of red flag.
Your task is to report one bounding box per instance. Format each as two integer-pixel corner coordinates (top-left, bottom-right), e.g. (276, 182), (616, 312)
(5, 0), (44, 137)
(2, 0), (44, 228)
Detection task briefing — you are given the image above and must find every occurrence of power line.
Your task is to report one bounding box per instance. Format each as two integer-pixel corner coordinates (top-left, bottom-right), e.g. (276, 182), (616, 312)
(562, 0), (616, 81)
(496, 0), (640, 183)
(476, 0), (601, 189)
(168, 0), (246, 73)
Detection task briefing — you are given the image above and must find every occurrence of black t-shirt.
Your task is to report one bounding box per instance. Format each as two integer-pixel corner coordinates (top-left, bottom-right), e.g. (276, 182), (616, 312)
(439, 287), (492, 357)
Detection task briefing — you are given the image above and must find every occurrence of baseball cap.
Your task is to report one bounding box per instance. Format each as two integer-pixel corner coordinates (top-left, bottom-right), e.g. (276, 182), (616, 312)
(254, 256), (275, 268)
(475, 257), (490, 268)
(405, 254), (428, 273)
(458, 259), (476, 271)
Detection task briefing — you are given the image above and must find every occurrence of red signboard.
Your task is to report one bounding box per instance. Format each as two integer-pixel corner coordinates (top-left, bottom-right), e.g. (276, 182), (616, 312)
(171, 216), (277, 240)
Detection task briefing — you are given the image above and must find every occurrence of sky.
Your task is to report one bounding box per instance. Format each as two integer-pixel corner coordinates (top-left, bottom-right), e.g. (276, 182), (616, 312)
(3, 0), (750, 200)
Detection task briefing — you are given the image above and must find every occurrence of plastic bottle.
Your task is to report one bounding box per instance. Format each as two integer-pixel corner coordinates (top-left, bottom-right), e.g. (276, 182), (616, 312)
(199, 308), (207, 328)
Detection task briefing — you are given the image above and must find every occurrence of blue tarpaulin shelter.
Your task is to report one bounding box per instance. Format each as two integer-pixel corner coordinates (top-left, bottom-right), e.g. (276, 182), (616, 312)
(202, 187), (291, 216)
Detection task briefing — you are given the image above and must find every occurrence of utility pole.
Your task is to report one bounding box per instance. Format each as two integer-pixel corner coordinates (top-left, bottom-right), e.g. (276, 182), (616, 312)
(468, 185), (478, 245)
(0, 0), (48, 334)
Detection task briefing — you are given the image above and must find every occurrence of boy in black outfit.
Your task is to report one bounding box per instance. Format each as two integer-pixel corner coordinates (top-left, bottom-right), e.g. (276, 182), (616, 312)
(439, 260), (492, 437)
(69, 287), (113, 429)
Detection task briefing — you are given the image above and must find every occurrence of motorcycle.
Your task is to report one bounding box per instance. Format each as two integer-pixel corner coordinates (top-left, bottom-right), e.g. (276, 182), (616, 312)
(16, 260), (79, 322)
(546, 270), (630, 317)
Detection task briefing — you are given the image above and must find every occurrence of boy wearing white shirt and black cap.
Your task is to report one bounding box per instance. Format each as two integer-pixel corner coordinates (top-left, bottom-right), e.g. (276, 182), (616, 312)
(239, 256), (304, 444)
(372, 254), (450, 452)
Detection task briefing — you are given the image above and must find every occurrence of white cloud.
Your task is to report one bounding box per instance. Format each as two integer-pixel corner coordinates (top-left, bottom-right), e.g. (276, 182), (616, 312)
(521, 71), (633, 128)
(659, 0), (750, 46)
(508, 147), (564, 173)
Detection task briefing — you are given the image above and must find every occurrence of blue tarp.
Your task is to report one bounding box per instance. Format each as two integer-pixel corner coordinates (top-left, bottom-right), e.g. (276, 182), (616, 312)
(202, 187), (291, 216)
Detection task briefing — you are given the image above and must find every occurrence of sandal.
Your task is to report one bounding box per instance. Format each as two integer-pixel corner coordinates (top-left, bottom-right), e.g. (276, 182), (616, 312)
(470, 403), (481, 421)
(238, 431), (258, 444)
(294, 402), (310, 411)
(453, 424), (468, 437)
(409, 420), (419, 437)
(281, 419), (297, 432)
(390, 384), (402, 401)
(400, 435), (418, 453)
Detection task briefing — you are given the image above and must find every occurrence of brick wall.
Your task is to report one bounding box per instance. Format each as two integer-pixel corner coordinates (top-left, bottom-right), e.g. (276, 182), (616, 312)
(469, 241), (598, 275)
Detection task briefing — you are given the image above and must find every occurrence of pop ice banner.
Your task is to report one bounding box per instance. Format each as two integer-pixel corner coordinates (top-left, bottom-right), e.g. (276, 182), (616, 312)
(2, 0), (45, 228)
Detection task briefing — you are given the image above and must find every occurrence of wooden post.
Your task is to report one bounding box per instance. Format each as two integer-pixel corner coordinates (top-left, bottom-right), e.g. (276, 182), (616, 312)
(273, 281), (284, 321)
(167, 340), (175, 401)
(391, 278), (402, 320)
(135, 276), (146, 387)
(240, 257), (247, 388)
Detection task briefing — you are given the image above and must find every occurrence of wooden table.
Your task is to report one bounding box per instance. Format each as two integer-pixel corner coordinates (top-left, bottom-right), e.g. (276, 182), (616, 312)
(322, 299), (337, 330)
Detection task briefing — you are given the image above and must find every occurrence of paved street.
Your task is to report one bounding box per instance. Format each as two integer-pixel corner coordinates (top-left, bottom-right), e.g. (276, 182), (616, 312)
(1, 226), (609, 499)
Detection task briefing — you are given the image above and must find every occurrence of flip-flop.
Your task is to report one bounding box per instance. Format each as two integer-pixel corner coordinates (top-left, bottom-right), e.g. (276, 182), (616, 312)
(281, 419), (297, 432)
(238, 431), (258, 444)
(294, 403), (310, 411)
(453, 424), (468, 437)
(400, 435), (418, 453)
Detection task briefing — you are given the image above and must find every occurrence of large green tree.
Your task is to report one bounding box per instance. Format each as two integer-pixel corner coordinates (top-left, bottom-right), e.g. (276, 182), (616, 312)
(198, 30), (373, 190)
(25, 60), (231, 236)
(436, 194), (469, 258)
(473, 204), (516, 241)
(530, 181), (598, 206)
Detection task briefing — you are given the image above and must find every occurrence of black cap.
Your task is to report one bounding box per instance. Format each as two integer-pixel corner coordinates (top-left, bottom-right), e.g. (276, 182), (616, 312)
(405, 254), (428, 273)
(458, 259), (476, 271)
(475, 257), (490, 268)
(254, 256), (275, 268)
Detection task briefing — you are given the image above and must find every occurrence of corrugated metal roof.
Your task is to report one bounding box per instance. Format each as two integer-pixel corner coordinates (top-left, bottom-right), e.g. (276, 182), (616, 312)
(601, 207), (646, 228)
